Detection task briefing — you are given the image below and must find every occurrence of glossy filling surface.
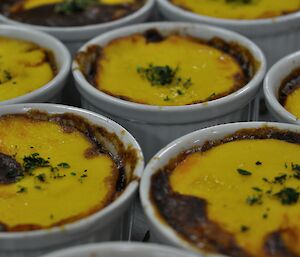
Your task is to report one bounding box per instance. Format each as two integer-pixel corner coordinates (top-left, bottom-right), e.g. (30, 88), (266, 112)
(0, 36), (56, 102)
(77, 31), (255, 106)
(151, 128), (300, 257)
(0, 0), (144, 27)
(279, 68), (300, 119)
(170, 0), (300, 20)
(0, 112), (130, 231)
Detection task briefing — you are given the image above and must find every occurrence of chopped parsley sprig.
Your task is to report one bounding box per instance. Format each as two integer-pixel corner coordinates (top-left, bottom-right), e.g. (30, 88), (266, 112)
(55, 0), (97, 14)
(137, 64), (192, 88)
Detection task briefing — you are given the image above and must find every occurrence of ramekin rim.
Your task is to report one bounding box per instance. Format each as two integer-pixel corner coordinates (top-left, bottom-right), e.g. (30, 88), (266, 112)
(0, 103), (144, 239)
(0, 25), (71, 105)
(140, 121), (300, 254)
(40, 242), (201, 257)
(0, 0), (155, 33)
(72, 21), (266, 113)
(263, 50), (300, 124)
(157, 0), (300, 26)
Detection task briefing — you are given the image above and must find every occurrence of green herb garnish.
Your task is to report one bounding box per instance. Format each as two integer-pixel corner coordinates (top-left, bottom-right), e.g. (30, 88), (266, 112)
(252, 187), (262, 192)
(17, 186), (27, 193)
(274, 187), (300, 205)
(246, 195), (262, 205)
(137, 64), (177, 86)
(177, 89), (183, 96)
(0, 70), (13, 84)
(35, 173), (46, 182)
(237, 168), (252, 176)
(273, 174), (287, 185)
(262, 177), (271, 183)
(55, 0), (97, 14)
(291, 163), (300, 171)
(240, 225), (250, 232)
(57, 162), (70, 169)
(23, 153), (50, 174)
(163, 96), (170, 102)
(255, 161), (262, 166)
(137, 64), (192, 88)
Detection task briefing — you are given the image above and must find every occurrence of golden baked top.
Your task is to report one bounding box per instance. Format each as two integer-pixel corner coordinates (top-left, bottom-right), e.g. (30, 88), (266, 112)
(170, 0), (300, 20)
(0, 36), (56, 102)
(76, 30), (256, 106)
(0, 0), (145, 27)
(279, 67), (300, 119)
(151, 127), (300, 257)
(0, 111), (137, 232)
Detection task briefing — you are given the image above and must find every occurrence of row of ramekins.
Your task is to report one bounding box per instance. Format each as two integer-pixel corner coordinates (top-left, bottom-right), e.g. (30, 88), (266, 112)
(1, 0), (300, 66)
(1, 104), (300, 257)
(1, 23), (299, 160)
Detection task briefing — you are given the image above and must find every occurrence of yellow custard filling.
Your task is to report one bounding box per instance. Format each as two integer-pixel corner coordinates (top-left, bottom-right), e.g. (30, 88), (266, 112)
(170, 0), (300, 20)
(0, 115), (119, 231)
(95, 34), (245, 106)
(170, 138), (300, 256)
(0, 37), (55, 102)
(23, 0), (134, 10)
(284, 87), (300, 118)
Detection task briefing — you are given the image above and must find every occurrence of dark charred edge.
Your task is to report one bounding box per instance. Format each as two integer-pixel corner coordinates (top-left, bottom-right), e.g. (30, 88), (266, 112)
(143, 29), (165, 43)
(208, 37), (256, 82)
(0, 222), (7, 232)
(45, 48), (58, 76)
(151, 171), (253, 257)
(75, 45), (102, 86)
(0, 36), (57, 77)
(151, 127), (300, 256)
(75, 30), (258, 105)
(0, 110), (138, 232)
(0, 153), (23, 184)
(0, 0), (145, 27)
(278, 67), (300, 107)
(116, 166), (127, 192)
(264, 231), (299, 257)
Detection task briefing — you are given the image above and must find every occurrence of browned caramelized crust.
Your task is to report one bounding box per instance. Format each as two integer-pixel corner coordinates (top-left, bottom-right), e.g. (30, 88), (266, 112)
(279, 68), (300, 106)
(0, 0), (145, 27)
(151, 127), (300, 257)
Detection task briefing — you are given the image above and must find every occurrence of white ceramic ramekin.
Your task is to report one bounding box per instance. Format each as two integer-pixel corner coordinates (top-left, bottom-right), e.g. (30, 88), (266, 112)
(157, 0), (300, 66)
(264, 51), (300, 124)
(140, 121), (300, 256)
(73, 22), (266, 160)
(39, 242), (203, 257)
(0, 25), (70, 105)
(0, 0), (155, 54)
(0, 103), (144, 257)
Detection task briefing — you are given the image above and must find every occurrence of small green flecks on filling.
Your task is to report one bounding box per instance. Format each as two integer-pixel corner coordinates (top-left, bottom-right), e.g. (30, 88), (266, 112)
(16, 186), (27, 193)
(54, 0), (98, 14)
(274, 187), (300, 205)
(237, 168), (252, 176)
(246, 194), (263, 205)
(240, 225), (250, 232)
(57, 162), (70, 169)
(137, 64), (192, 88)
(35, 173), (46, 182)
